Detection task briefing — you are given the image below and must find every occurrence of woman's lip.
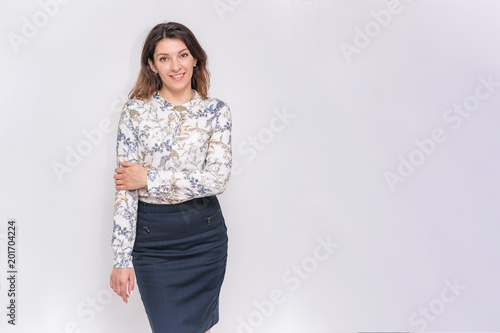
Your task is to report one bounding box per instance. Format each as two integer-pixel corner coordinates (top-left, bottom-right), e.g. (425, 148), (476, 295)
(170, 73), (185, 80)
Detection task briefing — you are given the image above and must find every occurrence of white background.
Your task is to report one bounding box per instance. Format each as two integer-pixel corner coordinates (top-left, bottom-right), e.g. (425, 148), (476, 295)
(1, 0), (499, 332)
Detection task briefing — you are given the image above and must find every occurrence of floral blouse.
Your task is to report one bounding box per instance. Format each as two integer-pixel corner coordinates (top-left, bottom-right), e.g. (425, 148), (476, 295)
(112, 90), (232, 268)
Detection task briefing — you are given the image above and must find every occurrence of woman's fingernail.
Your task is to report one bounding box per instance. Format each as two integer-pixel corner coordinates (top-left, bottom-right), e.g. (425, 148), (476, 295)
(130, 290), (134, 296)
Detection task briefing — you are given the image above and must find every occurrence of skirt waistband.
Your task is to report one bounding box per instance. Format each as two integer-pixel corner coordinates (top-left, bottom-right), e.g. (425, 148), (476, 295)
(138, 196), (219, 214)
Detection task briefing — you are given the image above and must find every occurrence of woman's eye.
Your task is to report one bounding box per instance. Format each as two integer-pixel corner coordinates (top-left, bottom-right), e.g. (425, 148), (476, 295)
(180, 53), (188, 58)
(160, 57), (168, 61)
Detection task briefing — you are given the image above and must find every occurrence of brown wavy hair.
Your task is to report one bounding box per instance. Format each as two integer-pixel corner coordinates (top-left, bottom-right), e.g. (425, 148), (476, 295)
(129, 22), (210, 100)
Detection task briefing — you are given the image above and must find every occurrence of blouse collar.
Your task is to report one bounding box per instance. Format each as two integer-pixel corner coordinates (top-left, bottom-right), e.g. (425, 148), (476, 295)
(153, 90), (200, 108)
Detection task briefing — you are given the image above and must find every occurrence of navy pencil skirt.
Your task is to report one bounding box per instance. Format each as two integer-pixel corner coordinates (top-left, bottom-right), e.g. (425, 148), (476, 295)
(132, 196), (228, 333)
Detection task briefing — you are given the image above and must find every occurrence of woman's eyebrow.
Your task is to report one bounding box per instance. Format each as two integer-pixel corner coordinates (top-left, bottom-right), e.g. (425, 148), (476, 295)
(157, 48), (189, 56)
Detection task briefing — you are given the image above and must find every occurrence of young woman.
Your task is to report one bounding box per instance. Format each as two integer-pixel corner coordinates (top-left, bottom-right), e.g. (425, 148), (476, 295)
(109, 22), (232, 333)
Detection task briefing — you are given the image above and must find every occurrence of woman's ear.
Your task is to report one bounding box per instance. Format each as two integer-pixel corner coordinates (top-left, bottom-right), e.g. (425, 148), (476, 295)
(148, 59), (157, 73)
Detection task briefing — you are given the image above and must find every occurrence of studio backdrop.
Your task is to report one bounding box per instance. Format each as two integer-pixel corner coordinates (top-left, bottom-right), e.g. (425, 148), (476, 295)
(1, 0), (499, 332)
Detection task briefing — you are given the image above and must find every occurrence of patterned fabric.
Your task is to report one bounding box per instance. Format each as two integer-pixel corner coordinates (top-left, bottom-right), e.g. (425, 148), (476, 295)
(112, 90), (232, 268)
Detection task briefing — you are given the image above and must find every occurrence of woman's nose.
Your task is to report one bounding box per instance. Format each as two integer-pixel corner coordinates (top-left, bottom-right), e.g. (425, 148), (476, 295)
(171, 58), (181, 71)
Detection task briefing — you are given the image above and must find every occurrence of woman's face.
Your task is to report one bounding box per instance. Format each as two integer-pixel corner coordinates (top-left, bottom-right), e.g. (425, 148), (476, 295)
(149, 38), (197, 96)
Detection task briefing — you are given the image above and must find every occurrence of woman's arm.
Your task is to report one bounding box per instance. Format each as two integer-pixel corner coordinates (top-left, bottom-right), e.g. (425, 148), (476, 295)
(111, 106), (140, 268)
(110, 104), (140, 303)
(147, 103), (232, 202)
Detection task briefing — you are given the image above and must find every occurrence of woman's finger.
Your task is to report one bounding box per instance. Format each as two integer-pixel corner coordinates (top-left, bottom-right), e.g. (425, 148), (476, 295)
(119, 278), (129, 303)
(128, 272), (135, 296)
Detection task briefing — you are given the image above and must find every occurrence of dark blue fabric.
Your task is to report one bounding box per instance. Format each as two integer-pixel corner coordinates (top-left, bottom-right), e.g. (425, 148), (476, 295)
(132, 196), (228, 333)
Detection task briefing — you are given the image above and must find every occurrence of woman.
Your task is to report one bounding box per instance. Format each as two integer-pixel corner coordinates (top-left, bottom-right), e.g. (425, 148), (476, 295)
(109, 22), (232, 333)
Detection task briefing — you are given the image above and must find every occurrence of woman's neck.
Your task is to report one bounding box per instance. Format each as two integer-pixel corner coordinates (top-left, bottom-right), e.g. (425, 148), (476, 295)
(159, 87), (195, 106)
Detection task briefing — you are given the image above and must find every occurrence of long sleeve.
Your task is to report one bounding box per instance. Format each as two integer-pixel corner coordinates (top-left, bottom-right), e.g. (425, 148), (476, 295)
(146, 102), (232, 203)
(111, 105), (140, 268)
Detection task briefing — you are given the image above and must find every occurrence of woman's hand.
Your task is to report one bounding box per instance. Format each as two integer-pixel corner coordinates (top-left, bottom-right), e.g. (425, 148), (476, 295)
(110, 267), (135, 303)
(114, 161), (148, 190)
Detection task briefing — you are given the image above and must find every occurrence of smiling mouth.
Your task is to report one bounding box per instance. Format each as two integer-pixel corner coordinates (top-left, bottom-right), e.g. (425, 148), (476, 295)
(170, 73), (185, 79)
